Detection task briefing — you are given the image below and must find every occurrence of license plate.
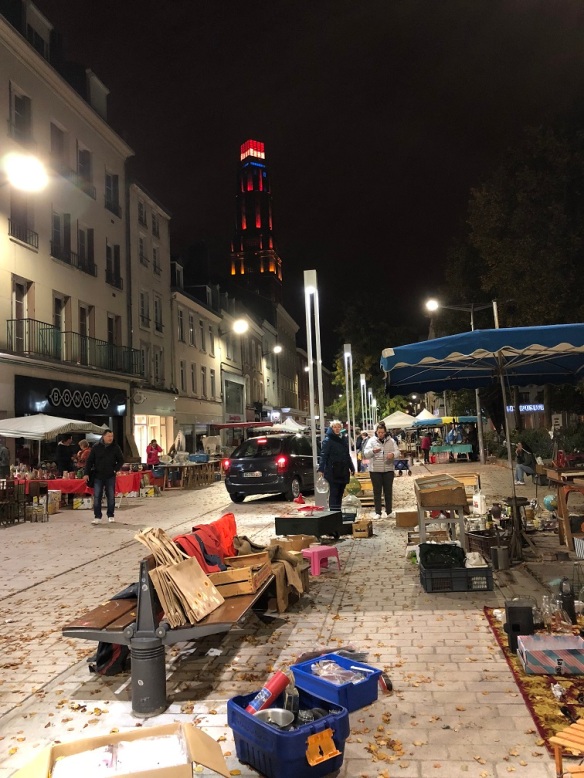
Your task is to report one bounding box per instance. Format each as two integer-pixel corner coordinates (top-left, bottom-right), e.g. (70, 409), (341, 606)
(244, 471), (262, 478)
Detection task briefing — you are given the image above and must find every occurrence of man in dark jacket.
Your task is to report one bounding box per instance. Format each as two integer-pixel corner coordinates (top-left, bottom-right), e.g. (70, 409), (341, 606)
(55, 435), (74, 475)
(84, 429), (124, 524)
(318, 420), (355, 511)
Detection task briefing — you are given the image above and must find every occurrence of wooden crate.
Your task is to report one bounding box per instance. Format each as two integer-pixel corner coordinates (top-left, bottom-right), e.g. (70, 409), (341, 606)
(209, 560), (271, 598)
(353, 520), (373, 538)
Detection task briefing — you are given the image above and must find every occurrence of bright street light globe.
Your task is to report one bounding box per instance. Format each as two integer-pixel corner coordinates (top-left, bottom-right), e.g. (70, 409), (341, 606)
(273, 344), (282, 354)
(4, 152), (48, 192)
(425, 299), (439, 312)
(232, 318), (248, 334)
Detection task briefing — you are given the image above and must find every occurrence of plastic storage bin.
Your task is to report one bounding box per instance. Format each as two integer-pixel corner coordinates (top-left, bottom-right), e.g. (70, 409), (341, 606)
(419, 561), (493, 593)
(189, 453), (209, 462)
(228, 688), (349, 778)
(290, 652), (381, 712)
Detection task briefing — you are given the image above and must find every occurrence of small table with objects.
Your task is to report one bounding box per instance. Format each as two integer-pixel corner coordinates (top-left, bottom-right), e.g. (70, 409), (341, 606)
(414, 473), (468, 550)
(274, 510), (346, 540)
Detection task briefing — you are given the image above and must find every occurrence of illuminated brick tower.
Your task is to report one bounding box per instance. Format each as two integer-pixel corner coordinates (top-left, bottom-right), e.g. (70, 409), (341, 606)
(230, 140), (283, 303)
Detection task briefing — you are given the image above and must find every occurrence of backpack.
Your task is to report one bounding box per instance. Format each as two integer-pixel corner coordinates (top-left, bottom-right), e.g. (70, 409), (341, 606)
(88, 642), (130, 676)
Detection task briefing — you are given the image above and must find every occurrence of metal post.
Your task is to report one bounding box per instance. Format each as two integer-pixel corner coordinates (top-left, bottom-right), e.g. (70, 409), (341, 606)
(469, 305), (486, 465)
(360, 374), (366, 429)
(343, 345), (352, 452)
(313, 286), (326, 445)
(304, 271), (319, 493)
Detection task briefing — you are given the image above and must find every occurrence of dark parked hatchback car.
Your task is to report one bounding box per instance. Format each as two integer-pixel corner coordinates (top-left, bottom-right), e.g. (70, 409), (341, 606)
(222, 433), (315, 503)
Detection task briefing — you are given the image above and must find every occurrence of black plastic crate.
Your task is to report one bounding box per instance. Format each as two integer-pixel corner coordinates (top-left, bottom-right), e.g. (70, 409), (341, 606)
(466, 531), (499, 558)
(419, 561), (493, 593)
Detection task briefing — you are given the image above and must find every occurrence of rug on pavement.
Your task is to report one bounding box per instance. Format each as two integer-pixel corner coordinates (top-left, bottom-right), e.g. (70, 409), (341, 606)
(484, 606), (584, 755)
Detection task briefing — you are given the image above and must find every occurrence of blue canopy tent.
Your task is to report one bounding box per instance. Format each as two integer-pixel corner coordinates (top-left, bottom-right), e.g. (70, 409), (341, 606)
(380, 323), (584, 560)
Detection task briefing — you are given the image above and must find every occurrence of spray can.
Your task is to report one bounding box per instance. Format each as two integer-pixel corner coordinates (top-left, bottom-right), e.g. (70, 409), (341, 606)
(245, 670), (291, 713)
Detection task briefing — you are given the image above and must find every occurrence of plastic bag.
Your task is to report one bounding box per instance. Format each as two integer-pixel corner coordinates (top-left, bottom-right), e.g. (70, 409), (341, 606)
(315, 473), (329, 494)
(310, 659), (362, 685)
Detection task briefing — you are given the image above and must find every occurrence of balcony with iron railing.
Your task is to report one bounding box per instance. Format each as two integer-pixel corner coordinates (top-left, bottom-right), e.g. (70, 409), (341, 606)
(154, 320), (164, 333)
(50, 242), (97, 277)
(106, 268), (123, 290)
(8, 219), (39, 249)
(52, 163), (96, 199)
(153, 262), (162, 276)
(7, 318), (143, 376)
(104, 196), (122, 217)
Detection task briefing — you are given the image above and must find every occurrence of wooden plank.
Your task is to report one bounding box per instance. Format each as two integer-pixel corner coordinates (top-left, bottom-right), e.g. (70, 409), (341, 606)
(63, 598), (137, 631)
(106, 607), (137, 631)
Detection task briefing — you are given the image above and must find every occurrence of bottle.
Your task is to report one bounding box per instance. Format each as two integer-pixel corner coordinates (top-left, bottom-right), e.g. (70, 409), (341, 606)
(245, 670), (291, 713)
(283, 681), (300, 720)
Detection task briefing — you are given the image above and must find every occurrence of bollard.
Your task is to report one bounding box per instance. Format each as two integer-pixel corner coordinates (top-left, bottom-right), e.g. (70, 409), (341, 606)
(130, 636), (168, 717)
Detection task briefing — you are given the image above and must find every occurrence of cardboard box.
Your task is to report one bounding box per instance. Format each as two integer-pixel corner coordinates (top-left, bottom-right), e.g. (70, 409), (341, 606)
(353, 519), (373, 538)
(395, 510), (419, 528)
(12, 722), (230, 778)
(47, 502), (59, 515)
(517, 634), (584, 675)
(208, 560), (272, 598)
(73, 496), (93, 510)
(140, 486), (155, 497)
(414, 474), (468, 509)
(269, 534), (318, 552)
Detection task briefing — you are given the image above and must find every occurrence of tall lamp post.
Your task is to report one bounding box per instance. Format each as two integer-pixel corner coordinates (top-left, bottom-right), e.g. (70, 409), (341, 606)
(304, 270), (325, 488)
(343, 344), (357, 467)
(360, 374), (367, 429)
(425, 298), (499, 464)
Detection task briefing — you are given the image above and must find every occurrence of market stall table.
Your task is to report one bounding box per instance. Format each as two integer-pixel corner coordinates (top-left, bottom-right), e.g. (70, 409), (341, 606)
(545, 468), (584, 551)
(414, 473), (468, 550)
(430, 443), (473, 462)
(16, 472), (142, 497)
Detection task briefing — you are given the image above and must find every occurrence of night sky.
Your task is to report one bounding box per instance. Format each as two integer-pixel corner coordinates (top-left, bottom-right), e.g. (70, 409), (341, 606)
(35, 0), (584, 361)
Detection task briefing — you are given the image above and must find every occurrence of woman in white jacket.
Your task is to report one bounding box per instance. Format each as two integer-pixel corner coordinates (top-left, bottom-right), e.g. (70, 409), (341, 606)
(363, 422), (400, 518)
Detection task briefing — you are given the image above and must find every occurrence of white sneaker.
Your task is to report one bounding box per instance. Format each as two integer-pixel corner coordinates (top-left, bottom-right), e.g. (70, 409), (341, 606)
(108, 517), (115, 523)
(373, 513), (381, 519)
(91, 518), (101, 525)
(388, 511), (396, 519)
(514, 480), (525, 485)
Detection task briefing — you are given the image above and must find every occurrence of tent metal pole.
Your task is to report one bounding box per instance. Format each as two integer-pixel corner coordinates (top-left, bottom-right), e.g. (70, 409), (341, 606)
(498, 363), (522, 561)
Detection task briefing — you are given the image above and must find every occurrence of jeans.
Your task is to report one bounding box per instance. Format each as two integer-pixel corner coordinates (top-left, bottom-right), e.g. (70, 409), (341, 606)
(93, 476), (116, 518)
(328, 482), (345, 512)
(515, 464), (535, 483)
(369, 470), (395, 514)
(422, 448), (430, 464)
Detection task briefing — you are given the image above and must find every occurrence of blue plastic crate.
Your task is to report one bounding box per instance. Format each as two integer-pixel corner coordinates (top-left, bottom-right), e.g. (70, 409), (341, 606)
(189, 453), (209, 462)
(290, 652), (381, 712)
(228, 688), (349, 778)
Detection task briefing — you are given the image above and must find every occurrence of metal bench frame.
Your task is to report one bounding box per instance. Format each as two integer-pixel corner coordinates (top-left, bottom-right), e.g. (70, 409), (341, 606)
(63, 556), (274, 717)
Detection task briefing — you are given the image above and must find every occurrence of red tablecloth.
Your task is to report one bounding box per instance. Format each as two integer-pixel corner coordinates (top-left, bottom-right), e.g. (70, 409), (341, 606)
(18, 472), (142, 496)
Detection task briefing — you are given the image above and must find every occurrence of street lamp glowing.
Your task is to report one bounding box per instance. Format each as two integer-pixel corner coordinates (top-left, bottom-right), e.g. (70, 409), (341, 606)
(425, 298), (439, 313)
(273, 344), (282, 354)
(232, 318), (248, 334)
(3, 152), (48, 192)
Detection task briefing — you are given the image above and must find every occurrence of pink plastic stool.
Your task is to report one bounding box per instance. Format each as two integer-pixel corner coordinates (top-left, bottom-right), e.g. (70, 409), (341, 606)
(302, 545), (341, 576)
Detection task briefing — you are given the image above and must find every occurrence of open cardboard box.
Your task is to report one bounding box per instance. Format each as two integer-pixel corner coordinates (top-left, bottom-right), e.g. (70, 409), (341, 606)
(12, 722), (230, 778)
(269, 534), (317, 552)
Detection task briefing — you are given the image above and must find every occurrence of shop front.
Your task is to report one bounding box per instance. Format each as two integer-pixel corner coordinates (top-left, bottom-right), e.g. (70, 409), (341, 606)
(14, 374), (128, 457)
(131, 389), (176, 461)
(174, 396), (223, 455)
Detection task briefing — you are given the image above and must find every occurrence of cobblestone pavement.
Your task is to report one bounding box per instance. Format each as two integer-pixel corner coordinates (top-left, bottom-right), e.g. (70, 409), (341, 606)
(0, 464), (560, 777)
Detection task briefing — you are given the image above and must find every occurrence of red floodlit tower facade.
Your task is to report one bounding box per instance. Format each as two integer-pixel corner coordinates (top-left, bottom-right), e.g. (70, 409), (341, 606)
(230, 140), (283, 303)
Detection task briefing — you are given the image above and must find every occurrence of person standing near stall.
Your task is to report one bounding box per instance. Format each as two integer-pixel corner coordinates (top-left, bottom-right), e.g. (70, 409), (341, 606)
(363, 422), (400, 519)
(318, 420), (355, 512)
(420, 432), (432, 464)
(146, 439), (163, 467)
(84, 429), (124, 524)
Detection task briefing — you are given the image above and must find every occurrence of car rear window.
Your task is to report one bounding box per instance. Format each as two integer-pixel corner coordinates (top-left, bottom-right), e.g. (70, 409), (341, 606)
(232, 438), (283, 458)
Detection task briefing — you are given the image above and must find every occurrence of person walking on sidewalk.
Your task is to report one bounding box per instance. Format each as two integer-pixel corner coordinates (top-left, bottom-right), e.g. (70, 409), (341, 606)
(420, 432), (432, 464)
(318, 420), (355, 511)
(84, 429), (124, 524)
(363, 422), (400, 518)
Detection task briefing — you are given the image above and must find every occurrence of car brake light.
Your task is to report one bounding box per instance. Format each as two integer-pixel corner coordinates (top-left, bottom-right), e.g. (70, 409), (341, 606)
(257, 438), (268, 444)
(222, 459), (230, 473)
(276, 455), (288, 472)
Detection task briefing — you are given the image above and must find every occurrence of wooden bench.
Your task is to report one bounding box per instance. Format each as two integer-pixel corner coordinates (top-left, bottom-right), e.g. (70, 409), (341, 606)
(63, 555), (274, 717)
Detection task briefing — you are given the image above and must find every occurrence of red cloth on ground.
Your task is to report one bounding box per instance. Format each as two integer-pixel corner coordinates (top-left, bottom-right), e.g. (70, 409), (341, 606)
(193, 512), (237, 559)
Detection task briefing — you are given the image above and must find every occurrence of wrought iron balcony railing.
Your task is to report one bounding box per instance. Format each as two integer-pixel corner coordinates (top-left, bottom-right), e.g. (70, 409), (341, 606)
(104, 197), (122, 217)
(7, 318), (143, 376)
(50, 242), (98, 277)
(8, 220), (39, 248)
(106, 269), (123, 290)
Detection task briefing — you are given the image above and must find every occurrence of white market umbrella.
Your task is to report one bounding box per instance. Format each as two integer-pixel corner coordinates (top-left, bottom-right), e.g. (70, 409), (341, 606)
(415, 408), (440, 421)
(0, 413), (107, 441)
(270, 418), (307, 433)
(380, 410), (416, 429)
